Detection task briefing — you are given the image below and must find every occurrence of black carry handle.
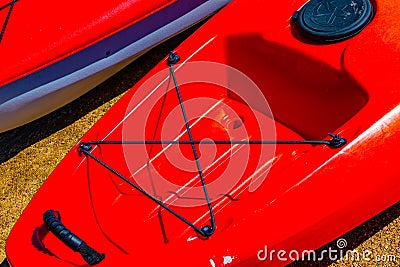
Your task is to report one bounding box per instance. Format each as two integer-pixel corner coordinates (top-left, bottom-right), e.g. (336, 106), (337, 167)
(43, 210), (105, 266)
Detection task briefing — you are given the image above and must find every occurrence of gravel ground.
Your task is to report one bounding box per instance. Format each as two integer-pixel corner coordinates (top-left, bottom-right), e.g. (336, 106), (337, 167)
(1, 28), (399, 266)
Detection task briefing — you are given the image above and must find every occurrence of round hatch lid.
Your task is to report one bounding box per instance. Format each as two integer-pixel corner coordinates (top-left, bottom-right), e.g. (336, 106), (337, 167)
(294, 0), (374, 42)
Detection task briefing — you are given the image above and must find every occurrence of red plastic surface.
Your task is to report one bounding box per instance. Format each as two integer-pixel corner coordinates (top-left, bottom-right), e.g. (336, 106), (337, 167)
(0, 0), (174, 86)
(6, 0), (400, 266)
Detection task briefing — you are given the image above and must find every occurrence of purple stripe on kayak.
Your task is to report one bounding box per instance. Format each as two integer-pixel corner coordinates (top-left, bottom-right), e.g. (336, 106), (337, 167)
(0, 0), (209, 103)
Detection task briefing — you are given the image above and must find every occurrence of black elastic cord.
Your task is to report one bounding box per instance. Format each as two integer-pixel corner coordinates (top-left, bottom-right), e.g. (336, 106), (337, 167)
(82, 132), (347, 148)
(79, 134), (345, 238)
(78, 51), (347, 238)
(167, 51), (215, 236)
(0, 0), (18, 42)
(0, 0), (17, 11)
(79, 144), (212, 237)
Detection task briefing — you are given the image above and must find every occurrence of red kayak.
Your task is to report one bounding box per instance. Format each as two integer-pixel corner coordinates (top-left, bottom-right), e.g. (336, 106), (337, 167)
(5, 0), (400, 266)
(0, 0), (230, 133)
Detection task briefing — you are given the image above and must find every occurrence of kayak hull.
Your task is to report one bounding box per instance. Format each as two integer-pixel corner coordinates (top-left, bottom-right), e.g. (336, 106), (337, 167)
(0, 0), (230, 133)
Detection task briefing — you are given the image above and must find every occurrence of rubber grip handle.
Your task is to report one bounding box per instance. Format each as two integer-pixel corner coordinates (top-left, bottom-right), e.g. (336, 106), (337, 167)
(43, 210), (105, 266)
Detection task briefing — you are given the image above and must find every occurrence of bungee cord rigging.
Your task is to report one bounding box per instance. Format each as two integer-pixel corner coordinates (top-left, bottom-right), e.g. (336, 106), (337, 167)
(79, 51), (347, 237)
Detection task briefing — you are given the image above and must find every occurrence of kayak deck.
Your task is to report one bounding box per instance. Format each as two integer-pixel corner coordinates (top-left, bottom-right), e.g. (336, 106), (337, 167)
(5, 0), (400, 266)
